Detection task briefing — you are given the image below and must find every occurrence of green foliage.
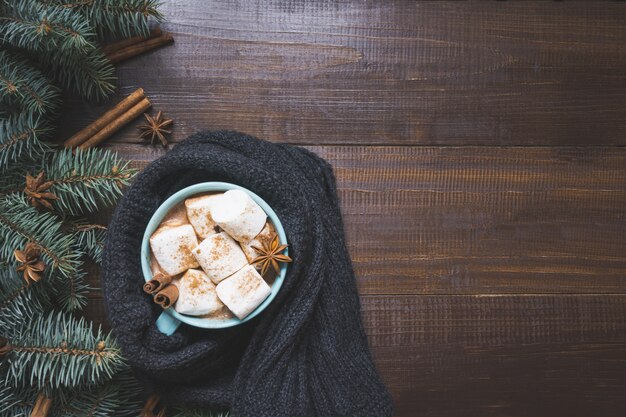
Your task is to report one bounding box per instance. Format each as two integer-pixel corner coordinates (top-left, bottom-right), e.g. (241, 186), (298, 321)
(57, 368), (143, 417)
(0, 113), (51, 169)
(0, 0), (116, 101)
(68, 220), (107, 264)
(0, 50), (60, 117)
(0, 268), (51, 337)
(40, 0), (164, 40)
(0, 194), (81, 279)
(0, 147), (136, 216)
(39, 147), (137, 216)
(54, 270), (90, 312)
(1, 310), (126, 390)
(0, 385), (38, 417)
(0, 0), (161, 410)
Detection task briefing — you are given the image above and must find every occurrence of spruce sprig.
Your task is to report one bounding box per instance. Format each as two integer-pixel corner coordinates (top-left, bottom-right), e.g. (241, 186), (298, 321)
(0, 194), (81, 279)
(38, 148), (136, 216)
(53, 270), (90, 312)
(0, 50), (60, 117)
(1, 311), (126, 390)
(0, 0), (116, 101)
(0, 269), (51, 337)
(57, 368), (142, 417)
(39, 0), (164, 40)
(0, 113), (51, 169)
(68, 220), (107, 264)
(0, 1), (98, 56)
(0, 148), (136, 217)
(0, 385), (38, 417)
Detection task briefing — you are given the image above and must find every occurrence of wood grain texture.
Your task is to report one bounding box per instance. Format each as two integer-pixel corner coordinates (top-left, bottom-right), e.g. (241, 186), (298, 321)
(55, 1), (626, 146)
(55, 1), (626, 416)
(82, 294), (626, 417)
(102, 143), (626, 295)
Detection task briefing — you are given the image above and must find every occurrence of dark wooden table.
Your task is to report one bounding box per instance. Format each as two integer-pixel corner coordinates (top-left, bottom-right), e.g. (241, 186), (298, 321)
(58, 2), (626, 416)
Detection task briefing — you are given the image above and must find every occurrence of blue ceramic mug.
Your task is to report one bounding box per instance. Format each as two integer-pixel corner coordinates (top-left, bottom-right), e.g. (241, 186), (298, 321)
(141, 182), (288, 335)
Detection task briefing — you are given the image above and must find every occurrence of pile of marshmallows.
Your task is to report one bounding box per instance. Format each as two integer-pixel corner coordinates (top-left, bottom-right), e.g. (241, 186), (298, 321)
(149, 189), (279, 320)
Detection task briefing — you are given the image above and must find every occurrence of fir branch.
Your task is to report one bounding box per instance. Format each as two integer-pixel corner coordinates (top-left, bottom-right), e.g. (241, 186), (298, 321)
(1, 310), (126, 390)
(56, 368), (142, 417)
(0, 384), (38, 417)
(0, 194), (81, 279)
(39, 46), (115, 102)
(0, 113), (52, 169)
(39, 0), (164, 40)
(0, 50), (60, 117)
(0, 268), (51, 337)
(68, 220), (106, 264)
(0, 148), (135, 216)
(36, 148), (136, 216)
(53, 270), (90, 312)
(1, 1), (98, 54)
(0, 0), (116, 101)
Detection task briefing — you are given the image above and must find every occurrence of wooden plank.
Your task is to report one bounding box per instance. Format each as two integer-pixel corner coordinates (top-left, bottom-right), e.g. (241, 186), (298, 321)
(55, 1), (626, 146)
(82, 294), (626, 417)
(98, 143), (626, 295)
(366, 294), (626, 417)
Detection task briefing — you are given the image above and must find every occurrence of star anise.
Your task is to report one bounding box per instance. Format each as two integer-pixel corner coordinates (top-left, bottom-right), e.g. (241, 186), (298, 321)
(138, 111), (173, 147)
(14, 242), (46, 284)
(251, 233), (292, 276)
(24, 171), (58, 210)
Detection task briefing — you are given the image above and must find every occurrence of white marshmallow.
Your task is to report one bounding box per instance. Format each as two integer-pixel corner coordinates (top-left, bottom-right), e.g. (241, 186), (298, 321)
(240, 221), (277, 263)
(211, 189), (267, 242)
(184, 193), (222, 239)
(192, 232), (248, 284)
(149, 224), (199, 275)
(174, 269), (225, 316)
(216, 265), (271, 319)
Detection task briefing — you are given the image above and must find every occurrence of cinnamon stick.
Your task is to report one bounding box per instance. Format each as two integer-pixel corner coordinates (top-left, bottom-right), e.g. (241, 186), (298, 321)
(106, 33), (174, 65)
(143, 272), (173, 295)
(78, 98), (152, 149)
(30, 392), (52, 417)
(101, 27), (163, 55)
(154, 284), (178, 309)
(63, 88), (146, 148)
(140, 394), (166, 417)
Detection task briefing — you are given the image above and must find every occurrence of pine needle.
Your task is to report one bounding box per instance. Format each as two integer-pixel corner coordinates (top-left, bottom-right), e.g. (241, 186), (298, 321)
(0, 50), (61, 117)
(0, 268), (51, 337)
(39, 0), (164, 40)
(0, 113), (52, 169)
(2, 310), (126, 390)
(0, 194), (81, 279)
(40, 148), (137, 216)
(67, 219), (107, 264)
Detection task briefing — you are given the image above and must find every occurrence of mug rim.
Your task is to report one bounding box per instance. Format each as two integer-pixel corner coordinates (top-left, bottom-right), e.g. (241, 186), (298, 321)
(140, 181), (288, 329)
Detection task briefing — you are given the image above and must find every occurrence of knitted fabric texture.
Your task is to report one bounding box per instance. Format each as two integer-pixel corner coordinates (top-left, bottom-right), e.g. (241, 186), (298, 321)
(101, 130), (393, 416)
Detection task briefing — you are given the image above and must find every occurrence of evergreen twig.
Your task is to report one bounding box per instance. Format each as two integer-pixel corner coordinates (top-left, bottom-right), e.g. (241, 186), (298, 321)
(0, 194), (81, 279)
(39, 0), (164, 40)
(0, 0), (116, 101)
(38, 148), (136, 216)
(0, 50), (60, 117)
(1, 310), (126, 390)
(0, 268), (51, 337)
(0, 113), (51, 169)
(57, 368), (143, 417)
(68, 220), (107, 264)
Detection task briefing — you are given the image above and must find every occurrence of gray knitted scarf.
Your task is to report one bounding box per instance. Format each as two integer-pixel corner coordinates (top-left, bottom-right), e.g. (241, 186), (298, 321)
(102, 130), (393, 416)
